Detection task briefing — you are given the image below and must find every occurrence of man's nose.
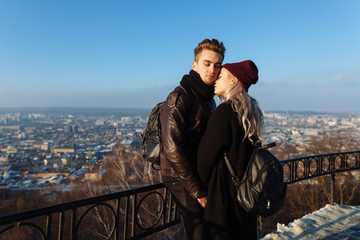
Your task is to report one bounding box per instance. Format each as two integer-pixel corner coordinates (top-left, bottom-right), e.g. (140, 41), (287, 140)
(209, 65), (215, 73)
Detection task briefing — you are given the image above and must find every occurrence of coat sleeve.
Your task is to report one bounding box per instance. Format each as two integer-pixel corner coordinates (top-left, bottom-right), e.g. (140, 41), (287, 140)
(197, 104), (232, 187)
(160, 90), (207, 199)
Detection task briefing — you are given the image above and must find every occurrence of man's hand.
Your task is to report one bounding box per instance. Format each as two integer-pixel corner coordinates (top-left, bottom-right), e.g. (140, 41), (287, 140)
(197, 197), (207, 208)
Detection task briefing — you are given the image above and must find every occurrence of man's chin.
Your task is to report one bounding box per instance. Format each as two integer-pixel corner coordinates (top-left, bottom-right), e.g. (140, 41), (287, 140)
(204, 79), (215, 86)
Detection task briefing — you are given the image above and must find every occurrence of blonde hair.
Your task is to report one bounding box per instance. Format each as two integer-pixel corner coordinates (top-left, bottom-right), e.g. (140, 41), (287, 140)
(219, 81), (263, 142)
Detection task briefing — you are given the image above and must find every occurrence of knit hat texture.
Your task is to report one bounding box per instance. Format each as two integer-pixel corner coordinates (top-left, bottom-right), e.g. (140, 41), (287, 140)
(222, 60), (258, 92)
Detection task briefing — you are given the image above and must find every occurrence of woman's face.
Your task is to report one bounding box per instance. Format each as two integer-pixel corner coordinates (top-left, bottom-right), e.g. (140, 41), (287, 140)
(214, 68), (236, 97)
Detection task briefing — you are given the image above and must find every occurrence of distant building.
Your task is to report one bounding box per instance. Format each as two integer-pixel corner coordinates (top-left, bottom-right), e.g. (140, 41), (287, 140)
(30, 172), (69, 179)
(64, 125), (78, 134)
(64, 125), (72, 134)
(61, 158), (67, 165)
(34, 142), (49, 151)
(304, 129), (319, 136)
(0, 155), (6, 162)
(51, 147), (75, 154)
(6, 146), (17, 154)
(95, 119), (105, 125)
(72, 125), (78, 133)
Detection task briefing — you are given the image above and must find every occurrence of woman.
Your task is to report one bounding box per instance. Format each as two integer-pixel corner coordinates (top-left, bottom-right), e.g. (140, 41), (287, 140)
(197, 60), (263, 239)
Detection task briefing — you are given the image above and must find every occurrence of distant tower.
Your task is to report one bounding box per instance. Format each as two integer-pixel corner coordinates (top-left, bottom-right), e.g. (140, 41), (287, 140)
(72, 125), (78, 133)
(116, 122), (122, 136)
(64, 125), (72, 134)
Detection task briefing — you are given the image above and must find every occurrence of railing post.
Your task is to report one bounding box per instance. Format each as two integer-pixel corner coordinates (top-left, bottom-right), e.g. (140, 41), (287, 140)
(45, 214), (52, 240)
(131, 195), (136, 237)
(123, 196), (129, 239)
(330, 172), (335, 205)
(164, 188), (168, 224)
(71, 208), (77, 240)
(115, 198), (120, 240)
(58, 211), (65, 240)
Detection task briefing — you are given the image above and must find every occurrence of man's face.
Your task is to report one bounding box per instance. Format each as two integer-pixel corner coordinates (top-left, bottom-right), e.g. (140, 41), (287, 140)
(192, 50), (223, 86)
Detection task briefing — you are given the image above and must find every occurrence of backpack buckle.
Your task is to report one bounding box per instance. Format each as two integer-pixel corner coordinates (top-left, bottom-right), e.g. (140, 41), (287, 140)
(232, 176), (240, 187)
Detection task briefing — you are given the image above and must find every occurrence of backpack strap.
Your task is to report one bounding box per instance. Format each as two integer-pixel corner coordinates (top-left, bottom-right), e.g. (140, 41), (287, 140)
(223, 141), (276, 186)
(174, 84), (197, 121)
(259, 142), (276, 150)
(254, 139), (276, 150)
(252, 136), (276, 150)
(175, 84), (193, 99)
(168, 85), (190, 107)
(223, 152), (240, 187)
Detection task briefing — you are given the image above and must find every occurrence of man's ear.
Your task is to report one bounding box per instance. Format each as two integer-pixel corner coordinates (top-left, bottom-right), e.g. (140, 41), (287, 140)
(192, 61), (197, 70)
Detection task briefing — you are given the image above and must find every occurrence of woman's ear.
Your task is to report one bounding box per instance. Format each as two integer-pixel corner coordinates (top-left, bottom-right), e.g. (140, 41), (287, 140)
(231, 77), (238, 85)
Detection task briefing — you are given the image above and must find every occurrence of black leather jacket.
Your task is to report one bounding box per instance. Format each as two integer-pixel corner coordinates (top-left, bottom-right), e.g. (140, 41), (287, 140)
(160, 78), (216, 199)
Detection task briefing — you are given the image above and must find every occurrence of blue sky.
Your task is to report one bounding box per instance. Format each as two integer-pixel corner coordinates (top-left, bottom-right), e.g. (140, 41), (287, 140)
(0, 0), (359, 112)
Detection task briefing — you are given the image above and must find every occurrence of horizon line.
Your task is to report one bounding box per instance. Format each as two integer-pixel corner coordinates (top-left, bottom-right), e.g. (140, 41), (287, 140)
(0, 106), (359, 114)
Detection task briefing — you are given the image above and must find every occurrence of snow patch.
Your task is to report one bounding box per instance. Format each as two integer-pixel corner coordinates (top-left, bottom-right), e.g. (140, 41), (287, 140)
(261, 204), (360, 239)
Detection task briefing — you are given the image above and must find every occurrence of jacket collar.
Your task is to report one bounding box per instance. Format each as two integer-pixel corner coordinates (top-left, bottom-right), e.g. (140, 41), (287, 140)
(180, 70), (215, 100)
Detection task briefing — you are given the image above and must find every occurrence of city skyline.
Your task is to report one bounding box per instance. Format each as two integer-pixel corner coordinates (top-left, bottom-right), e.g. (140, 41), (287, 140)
(1, 1), (359, 112)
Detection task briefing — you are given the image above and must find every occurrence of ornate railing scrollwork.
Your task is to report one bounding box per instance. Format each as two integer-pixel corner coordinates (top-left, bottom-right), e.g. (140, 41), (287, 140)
(135, 191), (164, 231)
(0, 183), (180, 239)
(75, 202), (117, 240)
(281, 150), (360, 184)
(281, 150), (360, 205)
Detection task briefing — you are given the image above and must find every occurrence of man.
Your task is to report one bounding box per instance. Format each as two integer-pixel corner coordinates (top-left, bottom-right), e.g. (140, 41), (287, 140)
(160, 38), (225, 239)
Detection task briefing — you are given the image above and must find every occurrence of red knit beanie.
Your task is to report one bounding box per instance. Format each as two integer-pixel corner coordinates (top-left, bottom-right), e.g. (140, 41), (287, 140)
(222, 60), (258, 92)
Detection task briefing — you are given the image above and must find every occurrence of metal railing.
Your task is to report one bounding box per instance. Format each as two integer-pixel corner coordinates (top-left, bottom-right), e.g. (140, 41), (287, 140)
(0, 183), (180, 240)
(281, 150), (360, 204)
(0, 150), (359, 239)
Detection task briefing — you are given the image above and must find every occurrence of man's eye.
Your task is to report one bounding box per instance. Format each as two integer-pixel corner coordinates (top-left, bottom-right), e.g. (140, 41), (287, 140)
(204, 63), (210, 66)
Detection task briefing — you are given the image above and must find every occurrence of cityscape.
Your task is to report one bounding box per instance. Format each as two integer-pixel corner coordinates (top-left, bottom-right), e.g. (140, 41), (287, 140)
(0, 107), (359, 191)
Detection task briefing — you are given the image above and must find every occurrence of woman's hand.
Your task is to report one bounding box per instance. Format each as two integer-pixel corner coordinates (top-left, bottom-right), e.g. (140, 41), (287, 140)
(197, 197), (208, 208)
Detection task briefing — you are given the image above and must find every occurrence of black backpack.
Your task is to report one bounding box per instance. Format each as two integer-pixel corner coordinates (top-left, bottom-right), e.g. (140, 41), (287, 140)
(141, 86), (188, 170)
(141, 101), (164, 170)
(224, 141), (287, 217)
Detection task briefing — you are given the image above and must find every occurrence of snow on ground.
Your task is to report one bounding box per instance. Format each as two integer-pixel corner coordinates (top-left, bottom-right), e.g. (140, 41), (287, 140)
(261, 204), (360, 239)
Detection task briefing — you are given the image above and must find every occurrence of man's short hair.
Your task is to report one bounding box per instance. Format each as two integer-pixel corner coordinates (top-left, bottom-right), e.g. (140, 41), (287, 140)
(194, 38), (226, 62)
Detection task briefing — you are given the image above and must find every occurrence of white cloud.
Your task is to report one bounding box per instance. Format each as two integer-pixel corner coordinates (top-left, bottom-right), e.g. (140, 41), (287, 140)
(332, 74), (349, 82)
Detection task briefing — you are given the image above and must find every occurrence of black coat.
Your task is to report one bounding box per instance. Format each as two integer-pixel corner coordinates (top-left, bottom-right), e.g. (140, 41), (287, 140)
(197, 102), (258, 240)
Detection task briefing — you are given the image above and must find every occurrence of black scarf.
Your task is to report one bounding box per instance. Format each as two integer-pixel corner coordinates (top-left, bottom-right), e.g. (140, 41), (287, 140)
(180, 70), (215, 100)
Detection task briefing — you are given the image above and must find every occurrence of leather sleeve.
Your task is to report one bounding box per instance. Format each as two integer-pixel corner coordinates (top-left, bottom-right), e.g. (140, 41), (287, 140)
(160, 89), (207, 199)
